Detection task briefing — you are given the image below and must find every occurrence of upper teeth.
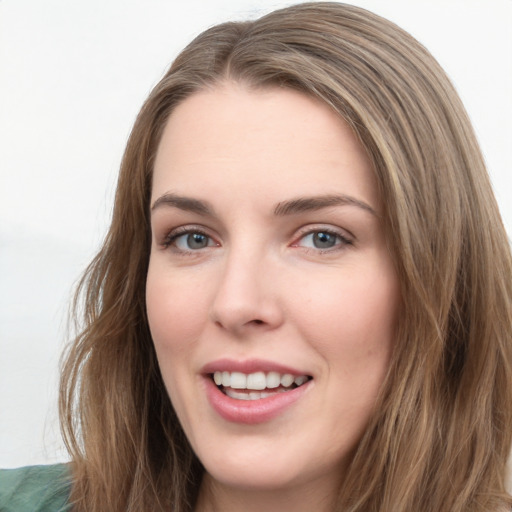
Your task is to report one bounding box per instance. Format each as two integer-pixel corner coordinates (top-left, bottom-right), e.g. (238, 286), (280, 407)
(213, 371), (309, 390)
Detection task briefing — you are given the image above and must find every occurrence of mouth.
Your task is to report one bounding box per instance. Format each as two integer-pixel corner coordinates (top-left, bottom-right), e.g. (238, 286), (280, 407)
(210, 371), (313, 401)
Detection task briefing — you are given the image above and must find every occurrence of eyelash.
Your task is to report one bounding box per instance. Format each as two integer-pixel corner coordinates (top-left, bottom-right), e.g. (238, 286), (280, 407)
(162, 226), (217, 254)
(161, 225), (353, 255)
(291, 226), (353, 253)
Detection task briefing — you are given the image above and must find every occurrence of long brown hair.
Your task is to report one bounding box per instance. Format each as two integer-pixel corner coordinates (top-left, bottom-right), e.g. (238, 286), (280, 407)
(59, 3), (512, 511)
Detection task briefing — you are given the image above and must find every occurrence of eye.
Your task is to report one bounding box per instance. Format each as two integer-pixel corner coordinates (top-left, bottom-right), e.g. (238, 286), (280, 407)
(164, 228), (217, 252)
(293, 228), (352, 251)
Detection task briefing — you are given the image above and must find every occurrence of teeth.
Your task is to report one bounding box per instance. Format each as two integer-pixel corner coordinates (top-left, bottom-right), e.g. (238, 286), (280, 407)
(212, 370), (310, 391)
(247, 371), (266, 390)
(280, 373), (294, 387)
(294, 375), (308, 386)
(266, 371), (280, 389)
(230, 372), (247, 389)
(225, 388), (288, 400)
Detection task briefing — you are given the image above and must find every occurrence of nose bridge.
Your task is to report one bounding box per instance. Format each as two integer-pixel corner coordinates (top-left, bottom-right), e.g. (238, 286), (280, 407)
(210, 236), (281, 332)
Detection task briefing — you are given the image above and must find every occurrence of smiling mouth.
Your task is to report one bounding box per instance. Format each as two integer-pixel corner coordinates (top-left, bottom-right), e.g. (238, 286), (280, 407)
(211, 370), (312, 401)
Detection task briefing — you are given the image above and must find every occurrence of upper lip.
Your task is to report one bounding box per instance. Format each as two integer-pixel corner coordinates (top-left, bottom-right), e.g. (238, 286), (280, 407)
(201, 358), (311, 377)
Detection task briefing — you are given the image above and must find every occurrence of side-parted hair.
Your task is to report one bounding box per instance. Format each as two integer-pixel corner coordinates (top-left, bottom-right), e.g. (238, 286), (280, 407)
(59, 3), (512, 511)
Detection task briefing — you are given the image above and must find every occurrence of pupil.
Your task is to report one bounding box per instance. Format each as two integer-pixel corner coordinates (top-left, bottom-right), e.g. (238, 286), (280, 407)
(313, 232), (336, 248)
(187, 233), (208, 249)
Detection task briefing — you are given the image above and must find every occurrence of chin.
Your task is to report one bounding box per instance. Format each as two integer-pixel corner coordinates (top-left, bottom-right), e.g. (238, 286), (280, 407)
(195, 434), (345, 494)
(204, 460), (307, 492)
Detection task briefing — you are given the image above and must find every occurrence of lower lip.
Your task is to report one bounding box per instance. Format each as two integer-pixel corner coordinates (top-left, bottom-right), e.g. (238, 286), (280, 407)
(204, 376), (311, 424)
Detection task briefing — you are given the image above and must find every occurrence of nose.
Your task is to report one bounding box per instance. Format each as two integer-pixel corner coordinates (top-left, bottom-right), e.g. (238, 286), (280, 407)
(209, 246), (284, 335)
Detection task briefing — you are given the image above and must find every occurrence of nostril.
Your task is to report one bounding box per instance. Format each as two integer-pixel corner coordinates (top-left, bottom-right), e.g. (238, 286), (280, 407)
(252, 319), (264, 325)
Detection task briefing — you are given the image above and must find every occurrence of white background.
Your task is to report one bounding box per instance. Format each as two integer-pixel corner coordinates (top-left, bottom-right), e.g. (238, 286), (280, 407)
(1, 0), (511, 468)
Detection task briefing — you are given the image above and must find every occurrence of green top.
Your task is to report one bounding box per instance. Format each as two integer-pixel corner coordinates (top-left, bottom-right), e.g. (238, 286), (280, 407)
(0, 464), (71, 512)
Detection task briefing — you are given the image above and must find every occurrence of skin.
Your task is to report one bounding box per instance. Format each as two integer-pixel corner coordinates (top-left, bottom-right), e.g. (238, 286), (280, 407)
(146, 82), (400, 512)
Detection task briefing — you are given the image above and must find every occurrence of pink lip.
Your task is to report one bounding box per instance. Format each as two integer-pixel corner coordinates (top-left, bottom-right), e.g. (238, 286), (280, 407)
(201, 358), (309, 376)
(201, 359), (313, 425)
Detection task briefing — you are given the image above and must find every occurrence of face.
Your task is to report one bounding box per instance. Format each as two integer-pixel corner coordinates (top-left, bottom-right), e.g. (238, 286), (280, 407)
(146, 83), (399, 499)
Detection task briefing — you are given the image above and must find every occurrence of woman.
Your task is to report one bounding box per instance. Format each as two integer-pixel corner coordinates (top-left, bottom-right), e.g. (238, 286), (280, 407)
(1, 2), (511, 511)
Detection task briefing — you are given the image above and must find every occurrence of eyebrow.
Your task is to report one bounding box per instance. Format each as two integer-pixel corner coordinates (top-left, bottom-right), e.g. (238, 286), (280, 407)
(151, 193), (213, 215)
(274, 194), (377, 217)
(150, 192), (377, 218)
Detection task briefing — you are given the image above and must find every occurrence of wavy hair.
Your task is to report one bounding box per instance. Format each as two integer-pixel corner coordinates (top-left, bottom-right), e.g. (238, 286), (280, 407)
(59, 3), (512, 511)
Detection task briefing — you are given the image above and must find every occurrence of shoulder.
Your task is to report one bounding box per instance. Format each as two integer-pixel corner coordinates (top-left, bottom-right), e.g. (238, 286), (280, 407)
(0, 464), (72, 512)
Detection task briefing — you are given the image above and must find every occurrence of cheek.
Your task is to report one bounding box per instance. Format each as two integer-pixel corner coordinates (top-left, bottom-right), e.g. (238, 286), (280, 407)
(145, 265), (209, 426)
(146, 265), (210, 355)
(293, 263), (399, 370)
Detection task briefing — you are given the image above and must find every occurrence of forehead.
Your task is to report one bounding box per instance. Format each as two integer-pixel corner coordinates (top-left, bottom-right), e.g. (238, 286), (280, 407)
(152, 82), (379, 211)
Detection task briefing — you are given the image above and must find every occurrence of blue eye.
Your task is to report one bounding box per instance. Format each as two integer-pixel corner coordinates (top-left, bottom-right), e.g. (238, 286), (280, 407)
(297, 230), (350, 250)
(167, 230), (215, 251)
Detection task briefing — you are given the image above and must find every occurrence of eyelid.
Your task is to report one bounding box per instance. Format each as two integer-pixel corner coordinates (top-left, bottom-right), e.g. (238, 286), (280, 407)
(158, 223), (354, 254)
(290, 224), (354, 250)
(161, 224), (220, 251)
